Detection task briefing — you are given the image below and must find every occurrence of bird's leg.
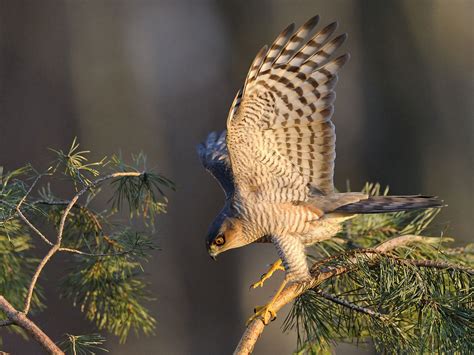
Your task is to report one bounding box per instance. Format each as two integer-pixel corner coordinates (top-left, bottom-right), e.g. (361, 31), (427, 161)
(246, 278), (288, 325)
(250, 259), (285, 289)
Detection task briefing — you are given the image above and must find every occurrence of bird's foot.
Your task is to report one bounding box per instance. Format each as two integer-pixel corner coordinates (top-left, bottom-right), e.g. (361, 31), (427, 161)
(246, 304), (277, 325)
(246, 279), (288, 325)
(250, 259), (284, 289)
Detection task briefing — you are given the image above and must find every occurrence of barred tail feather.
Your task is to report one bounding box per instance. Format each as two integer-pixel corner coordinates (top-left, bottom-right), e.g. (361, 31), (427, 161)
(334, 195), (443, 214)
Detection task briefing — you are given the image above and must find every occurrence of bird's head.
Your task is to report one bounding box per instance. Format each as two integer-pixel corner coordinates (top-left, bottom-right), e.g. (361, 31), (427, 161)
(206, 214), (246, 260)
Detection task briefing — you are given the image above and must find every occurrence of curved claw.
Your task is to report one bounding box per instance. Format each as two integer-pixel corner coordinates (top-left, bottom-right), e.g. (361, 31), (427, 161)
(246, 305), (277, 325)
(247, 276), (288, 326)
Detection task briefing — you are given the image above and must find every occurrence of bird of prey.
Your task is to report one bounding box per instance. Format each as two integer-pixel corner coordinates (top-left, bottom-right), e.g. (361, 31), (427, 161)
(198, 15), (441, 324)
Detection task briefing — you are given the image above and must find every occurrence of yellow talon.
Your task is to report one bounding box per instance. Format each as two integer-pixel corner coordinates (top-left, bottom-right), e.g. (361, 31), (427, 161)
(246, 279), (288, 325)
(250, 259), (285, 289)
(246, 305), (277, 325)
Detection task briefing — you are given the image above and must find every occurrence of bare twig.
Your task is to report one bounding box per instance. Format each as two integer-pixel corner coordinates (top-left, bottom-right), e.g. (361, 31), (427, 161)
(58, 247), (130, 257)
(23, 245), (59, 314)
(233, 234), (470, 355)
(15, 207), (54, 246)
(0, 296), (64, 354)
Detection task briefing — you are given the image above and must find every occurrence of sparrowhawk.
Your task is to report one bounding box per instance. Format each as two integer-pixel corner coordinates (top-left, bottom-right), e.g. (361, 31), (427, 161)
(198, 15), (442, 324)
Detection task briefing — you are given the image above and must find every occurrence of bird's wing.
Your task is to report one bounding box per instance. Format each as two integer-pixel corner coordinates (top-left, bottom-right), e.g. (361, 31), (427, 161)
(197, 130), (234, 199)
(226, 15), (347, 203)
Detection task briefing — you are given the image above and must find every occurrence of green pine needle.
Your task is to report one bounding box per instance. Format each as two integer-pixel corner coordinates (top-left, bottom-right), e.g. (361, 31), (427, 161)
(0, 221), (45, 338)
(61, 255), (156, 343)
(59, 333), (108, 355)
(285, 184), (473, 354)
(0, 139), (171, 348)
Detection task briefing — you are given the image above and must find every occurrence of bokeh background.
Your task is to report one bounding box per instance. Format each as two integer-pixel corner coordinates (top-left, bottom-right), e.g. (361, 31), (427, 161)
(1, 0), (472, 354)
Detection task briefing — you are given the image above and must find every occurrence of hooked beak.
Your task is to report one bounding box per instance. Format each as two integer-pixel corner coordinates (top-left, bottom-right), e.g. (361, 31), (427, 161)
(208, 244), (218, 261)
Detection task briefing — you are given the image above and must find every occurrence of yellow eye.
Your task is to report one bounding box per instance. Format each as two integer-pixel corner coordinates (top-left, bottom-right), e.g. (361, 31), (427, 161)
(215, 236), (225, 246)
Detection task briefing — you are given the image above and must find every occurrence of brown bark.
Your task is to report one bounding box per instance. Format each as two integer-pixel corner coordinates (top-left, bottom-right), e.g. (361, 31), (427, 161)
(0, 296), (64, 354)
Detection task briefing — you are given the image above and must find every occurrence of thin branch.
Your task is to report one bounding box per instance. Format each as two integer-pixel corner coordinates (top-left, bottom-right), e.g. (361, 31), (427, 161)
(58, 247), (130, 257)
(56, 172), (141, 244)
(402, 259), (473, 274)
(15, 175), (54, 246)
(22, 171), (143, 316)
(37, 200), (104, 239)
(17, 174), (42, 208)
(23, 245), (59, 314)
(233, 234), (469, 355)
(315, 290), (386, 320)
(0, 200), (54, 246)
(16, 208), (54, 246)
(36, 201), (102, 228)
(0, 296), (64, 354)
(1, 174), (53, 244)
(444, 246), (472, 255)
(35, 200), (72, 206)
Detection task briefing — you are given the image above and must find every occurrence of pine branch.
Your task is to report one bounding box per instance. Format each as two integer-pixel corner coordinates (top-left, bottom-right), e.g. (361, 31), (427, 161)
(404, 259), (473, 273)
(0, 200), (53, 246)
(1, 141), (170, 352)
(233, 234), (471, 355)
(22, 171), (143, 315)
(23, 244), (59, 314)
(56, 172), (142, 244)
(58, 247), (131, 257)
(1, 171), (153, 350)
(58, 333), (108, 354)
(0, 296), (63, 354)
(13, 174), (54, 246)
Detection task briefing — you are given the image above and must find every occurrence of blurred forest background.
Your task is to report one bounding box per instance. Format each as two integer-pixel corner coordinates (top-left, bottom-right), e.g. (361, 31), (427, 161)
(0, 0), (472, 354)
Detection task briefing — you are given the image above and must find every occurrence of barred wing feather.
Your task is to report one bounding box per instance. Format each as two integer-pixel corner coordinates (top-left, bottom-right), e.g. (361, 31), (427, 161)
(226, 15), (348, 202)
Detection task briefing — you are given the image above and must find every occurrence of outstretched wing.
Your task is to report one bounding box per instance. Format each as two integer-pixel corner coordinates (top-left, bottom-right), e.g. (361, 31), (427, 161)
(197, 130), (234, 199)
(226, 15), (347, 203)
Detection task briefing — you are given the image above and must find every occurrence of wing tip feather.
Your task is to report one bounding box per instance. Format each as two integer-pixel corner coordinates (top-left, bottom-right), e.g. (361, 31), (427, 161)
(335, 52), (350, 68)
(283, 22), (296, 36)
(323, 21), (338, 34)
(302, 14), (320, 31)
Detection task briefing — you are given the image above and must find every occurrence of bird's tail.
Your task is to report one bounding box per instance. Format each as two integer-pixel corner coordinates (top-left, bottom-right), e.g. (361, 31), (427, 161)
(334, 195), (443, 214)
